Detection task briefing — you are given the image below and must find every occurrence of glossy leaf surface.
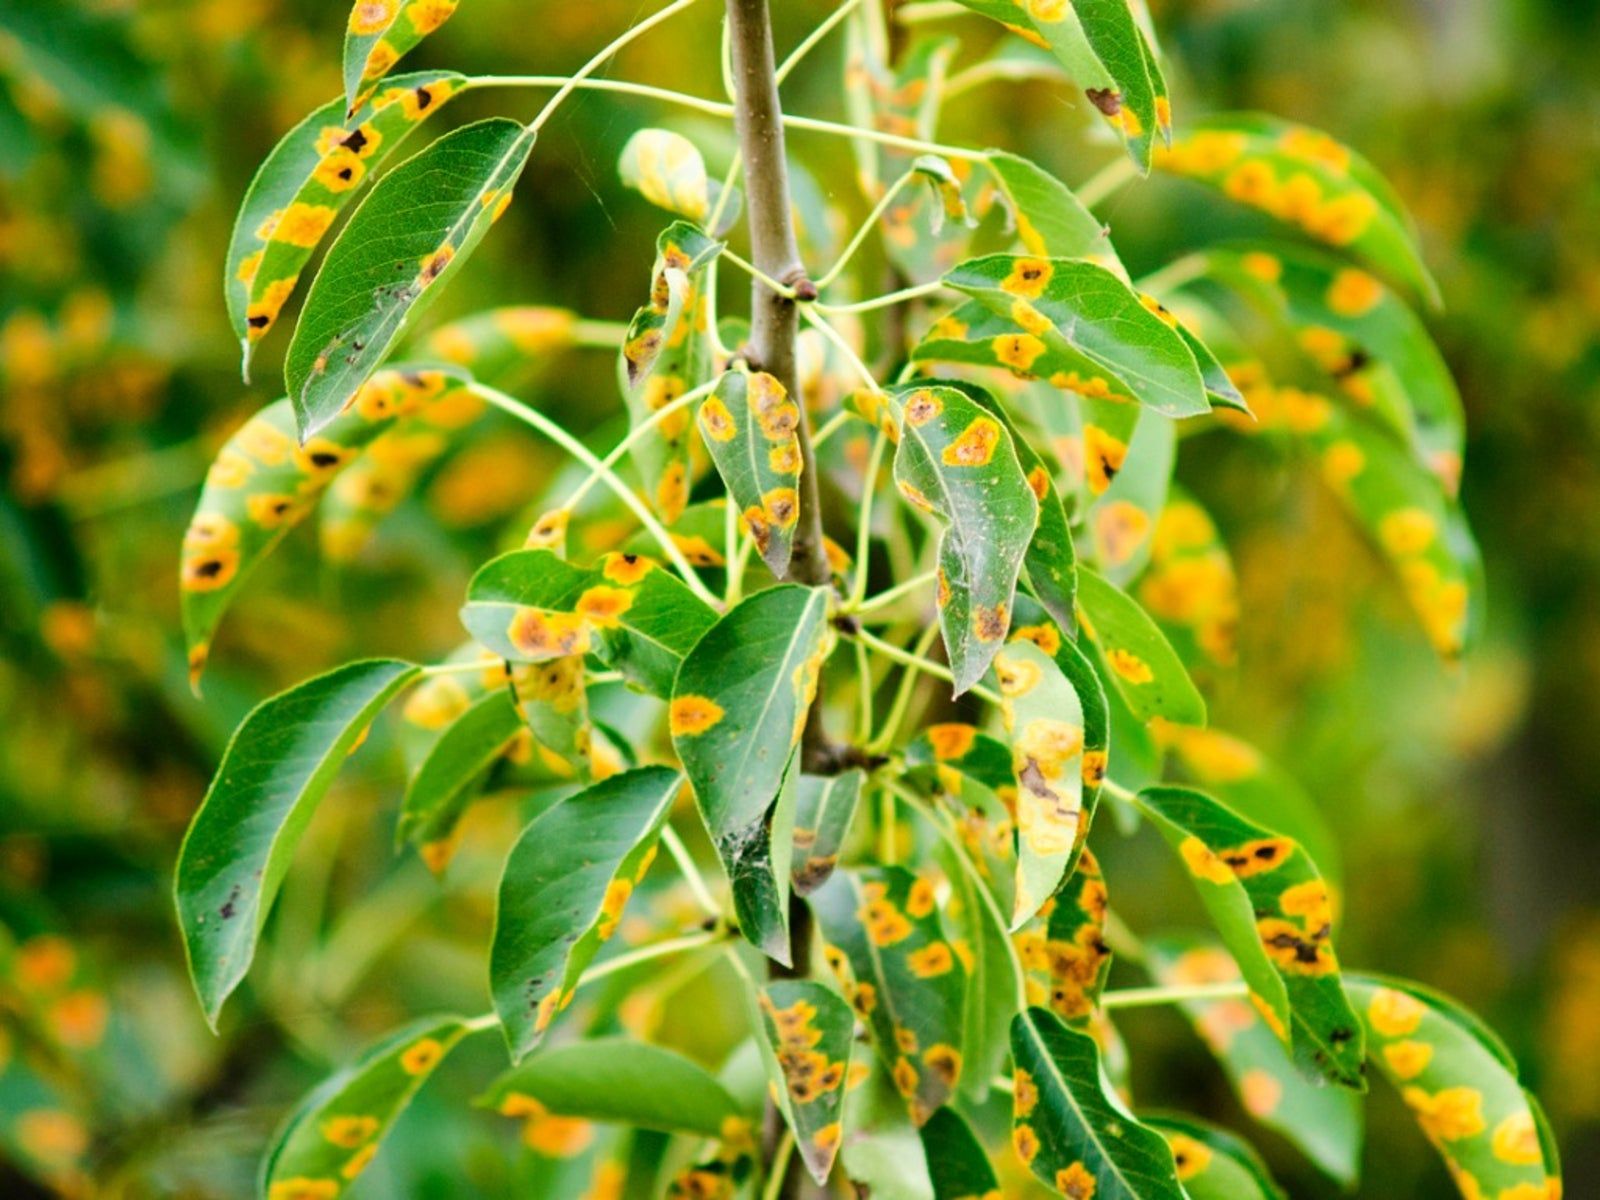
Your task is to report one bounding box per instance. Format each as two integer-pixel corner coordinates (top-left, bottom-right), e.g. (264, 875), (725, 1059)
(175, 659), (420, 1025)
(920, 1105), (1000, 1199)
(791, 770), (864, 896)
(752, 980), (854, 1184)
(1076, 566), (1205, 727)
(397, 687), (523, 862)
(986, 150), (1121, 270)
(1145, 1114), (1288, 1200)
(698, 369), (804, 576)
(490, 765), (678, 1060)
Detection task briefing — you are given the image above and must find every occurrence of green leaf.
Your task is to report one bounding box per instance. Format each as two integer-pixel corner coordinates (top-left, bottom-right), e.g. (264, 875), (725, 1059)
(942, 256), (1210, 419)
(944, 0), (1168, 169)
(698, 369), (805, 576)
(225, 73), (464, 373)
(1086, 409), (1173, 586)
(991, 640), (1085, 925)
(1133, 487), (1240, 679)
(792, 770), (864, 896)
(1144, 1114), (1288, 1200)
(812, 866), (968, 1126)
(1194, 244), (1463, 492)
(750, 980), (855, 1184)
(620, 221), (722, 523)
(840, 1055), (935, 1198)
(286, 117), (534, 439)
(1010, 1006), (1186, 1199)
(1136, 785), (1365, 1088)
(910, 154), (978, 233)
(1153, 113), (1437, 303)
(510, 656), (595, 781)
(1145, 932), (1362, 1187)
(1348, 974), (1560, 1199)
(1076, 566), (1205, 727)
(396, 687), (523, 862)
(489, 765), (679, 1060)
(870, 383), (1038, 694)
(478, 1037), (746, 1138)
(672, 585), (833, 961)
(461, 548), (717, 698)
(985, 150), (1122, 271)
(920, 1105), (1000, 1199)
(181, 368), (471, 684)
(174, 658), (421, 1026)
(342, 0), (463, 115)
(261, 1014), (471, 1199)
(1014, 847), (1112, 1026)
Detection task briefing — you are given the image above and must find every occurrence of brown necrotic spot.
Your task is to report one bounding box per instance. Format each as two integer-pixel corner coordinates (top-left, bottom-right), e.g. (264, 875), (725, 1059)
(1086, 87), (1123, 116)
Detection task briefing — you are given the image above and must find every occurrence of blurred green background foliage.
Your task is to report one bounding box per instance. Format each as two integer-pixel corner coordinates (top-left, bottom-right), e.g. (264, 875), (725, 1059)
(1, 0), (1596, 1195)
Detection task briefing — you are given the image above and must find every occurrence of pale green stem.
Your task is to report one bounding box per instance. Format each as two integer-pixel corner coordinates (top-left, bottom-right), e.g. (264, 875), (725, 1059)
(721, 246), (797, 297)
(853, 637), (875, 743)
(1075, 156), (1139, 208)
(471, 383), (720, 607)
(570, 318), (631, 348)
(800, 306), (879, 391)
(1100, 981), (1248, 1009)
(582, 930), (727, 987)
(944, 59), (1067, 100)
(893, 1), (967, 24)
(879, 788), (897, 865)
(420, 659), (494, 678)
(561, 377), (717, 512)
(661, 826), (723, 920)
(1136, 253), (1209, 298)
(761, 1132), (796, 1200)
(868, 622), (941, 753)
(855, 628), (1001, 705)
(529, 0), (702, 132)
(813, 280), (950, 315)
(777, 0), (860, 84)
(812, 171), (916, 290)
(851, 569), (937, 617)
(849, 430), (890, 607)
(810, 407), (859, 449)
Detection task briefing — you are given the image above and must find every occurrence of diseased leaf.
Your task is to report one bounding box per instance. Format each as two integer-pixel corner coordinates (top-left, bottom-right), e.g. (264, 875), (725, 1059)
(792, 770), (864, 896)
(181, 367), (472, 684)
(490, 765), (679, 1060)
(286, 117), (534, 438)
(461, 548), (717, 698)
(1144, 1114), (1288, 1200)
(1014, 847), (1112, 1026)
(698, 370), (804, 576)
(1134, 488), (1240, 679)
(1136, 785), (1365, 1088)
(671, 584), (832, 961)
(262, 1014), (471, 1199)
(992, 640), (1085, 925)
(1087, 408), (1174, 586)
(417, 304), (579, 384)
(1076, 566), (1205, 727)
(750, 980), (855, 1184)
(910, 155), (977, 234)
(986, 150), (1121, 271)
(1349, 974), (1560, 1200)
(620, 221), (722, 523)
(839, 1054), (936, 1198)
(174, 658), (421, 1026)
(619, 129), (738, 230)
(920, 1105), (1000, 1199)
(479, 1037), (745, 1138)
(1010, 1006), (1186, 1199)
(225, 72), (464, 372)
(397, 686), (523, 866)
(509, 656), (593, 781)
(860, 383), (1037, 694)
(1146, 932), (1363, 1189)
(813, 867), (968, 1126)
(343, 0), (462, 115)
(944, 0), (1169, 168)
(942, 256), (1210, 419)
(1153, 113), (1437, 303)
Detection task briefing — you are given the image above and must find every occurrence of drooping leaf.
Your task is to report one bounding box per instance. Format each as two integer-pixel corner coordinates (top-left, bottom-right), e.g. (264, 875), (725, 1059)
(909, 155), (978, 234)
(698, 369), (804, 576)
(1144, 1114), (1288, 1200)
(792, 769), (864, 896)
(1348, 974), (1561, 1200)
(396, 686), (523, 865)
(861, 383), (1037, 694)
(671, 585), (832, 961)
(1136, 785), (1365, 1088)
(1153, 113), (1437, 303)
(1134, 488), (1240, 679)
(813, 867), (968, 1126)
(920, 1105), (1000, 1199)
(175, 658), (421, 1026)
(619, 221), (722, 523)
(1010, 1006), (1186, 1199)
(479, 1037), (746, 1138)
(490, 765), (679, 1060)
(285, 117), (534, 438)
(461, 548), (717, 698)
(1076, 566), (1206, 727)
(985, 150), (1122, 271)
(749, 980), (855, 1184)
(181, 367), (471, 684)
(1146, 932), (1363, 1188)
(342, 0), (462, 115)
(262, 1014), (472, 1198)
(991, 640), (1085, 926)
(942, 256), (1210, 418)
(1014, 847), (1112, 1026)
(618, 128), (738, 230)
(224, 73), (463, 372)
(1086, 408), (1174, 586)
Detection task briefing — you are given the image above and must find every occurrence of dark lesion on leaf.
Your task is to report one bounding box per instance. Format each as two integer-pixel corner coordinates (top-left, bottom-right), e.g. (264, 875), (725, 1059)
(1086, 88), (1123, 116)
